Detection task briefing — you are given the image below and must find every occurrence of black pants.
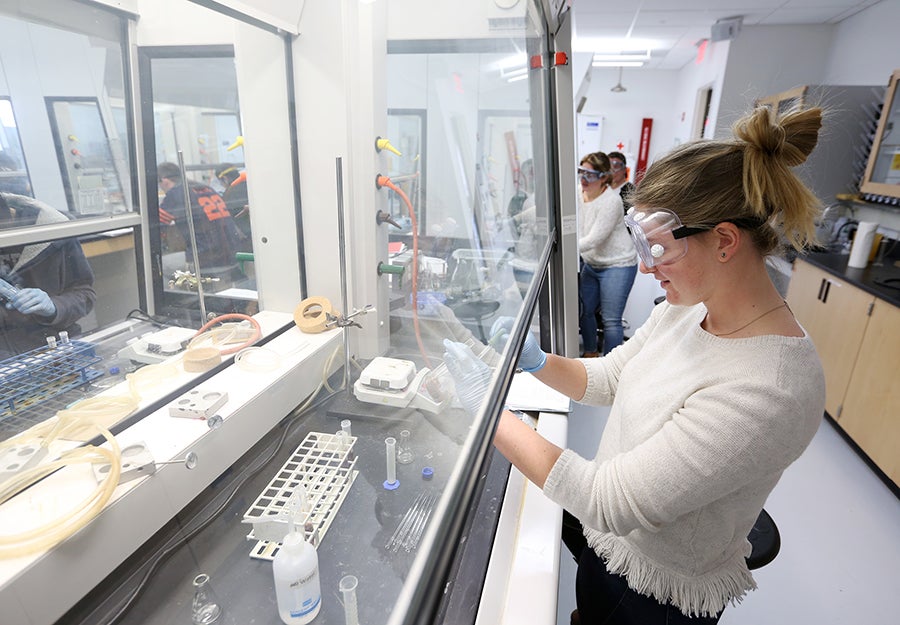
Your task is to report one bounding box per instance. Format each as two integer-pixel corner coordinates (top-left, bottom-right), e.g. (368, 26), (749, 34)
(562, 511), (723, 625)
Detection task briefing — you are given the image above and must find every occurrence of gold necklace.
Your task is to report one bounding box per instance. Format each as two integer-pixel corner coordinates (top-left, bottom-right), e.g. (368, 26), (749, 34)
(712, 301), (789, 337)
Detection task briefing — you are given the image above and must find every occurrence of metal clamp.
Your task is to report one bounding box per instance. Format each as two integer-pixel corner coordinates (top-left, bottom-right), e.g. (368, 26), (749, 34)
(325, 304), (376, 330)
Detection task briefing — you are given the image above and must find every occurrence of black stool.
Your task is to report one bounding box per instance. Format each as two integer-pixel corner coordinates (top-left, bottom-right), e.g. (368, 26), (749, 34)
(746, 508), (780, 570)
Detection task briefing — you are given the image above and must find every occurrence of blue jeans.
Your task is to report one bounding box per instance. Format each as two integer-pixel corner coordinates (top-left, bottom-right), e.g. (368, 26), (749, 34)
(579, 262), (637, 354)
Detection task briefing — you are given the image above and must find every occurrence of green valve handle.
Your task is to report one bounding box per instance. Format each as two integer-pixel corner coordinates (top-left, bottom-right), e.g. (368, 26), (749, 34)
(377, 262), (404, 276)
(377, 262), (405, 287)
(235, 252), (254, 272)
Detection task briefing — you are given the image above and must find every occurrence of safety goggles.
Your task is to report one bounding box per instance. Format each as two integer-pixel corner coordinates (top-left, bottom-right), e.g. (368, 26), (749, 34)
(578, 167), (606, 183)
(624, 208), (709, 267)
(609, 160), (626, 171)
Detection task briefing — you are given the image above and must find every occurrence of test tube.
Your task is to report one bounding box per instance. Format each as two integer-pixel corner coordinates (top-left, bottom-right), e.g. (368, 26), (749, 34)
(46, 336), (57, 349)
(339, 575), (359, 625)
(397, 429), (414, 464)
(383, 437), (399, 489)
(58, 331), (70, 344)
(335, 430), (349, 452)
(341, 419), (352, 437)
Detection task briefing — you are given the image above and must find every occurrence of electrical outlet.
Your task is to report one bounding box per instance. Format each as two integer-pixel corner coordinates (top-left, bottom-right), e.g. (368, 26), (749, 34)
(168, 388), (228, 420)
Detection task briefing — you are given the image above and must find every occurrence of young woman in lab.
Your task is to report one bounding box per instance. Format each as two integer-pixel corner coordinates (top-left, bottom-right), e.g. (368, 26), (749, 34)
(577, 151), (637, 357)
(484, 105), (827, 624)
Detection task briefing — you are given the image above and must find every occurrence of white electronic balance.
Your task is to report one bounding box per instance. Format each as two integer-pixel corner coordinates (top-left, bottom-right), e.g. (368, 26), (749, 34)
(353, 356), (447, 414)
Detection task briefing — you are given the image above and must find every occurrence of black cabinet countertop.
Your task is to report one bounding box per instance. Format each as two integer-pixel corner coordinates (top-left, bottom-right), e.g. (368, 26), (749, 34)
(798, 250), (900, 308)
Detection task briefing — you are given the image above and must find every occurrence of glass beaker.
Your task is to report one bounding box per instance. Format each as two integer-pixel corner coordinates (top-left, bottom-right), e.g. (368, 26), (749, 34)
(191, 573), (222, 624)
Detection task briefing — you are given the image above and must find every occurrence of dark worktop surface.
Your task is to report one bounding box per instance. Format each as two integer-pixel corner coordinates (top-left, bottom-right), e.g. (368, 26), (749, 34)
(798, 245), (900, 308)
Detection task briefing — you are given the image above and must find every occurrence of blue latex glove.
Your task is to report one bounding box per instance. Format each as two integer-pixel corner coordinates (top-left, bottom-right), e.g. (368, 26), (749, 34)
(443, 339), (493, 416)
(488, 316), (547, 373)
(7, 287), (56, 317)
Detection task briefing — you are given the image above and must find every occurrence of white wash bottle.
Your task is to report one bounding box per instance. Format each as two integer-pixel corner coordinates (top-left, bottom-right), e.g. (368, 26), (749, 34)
(273, 487), (321, 624)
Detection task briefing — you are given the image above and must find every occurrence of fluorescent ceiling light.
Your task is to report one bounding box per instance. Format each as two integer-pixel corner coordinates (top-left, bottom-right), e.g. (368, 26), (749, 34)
(592, 61), (645, 68)
(492, 53), (528, 72)
(593, 51), (650, 62)
(502, 67), (528, 78)
(574, 37), (662, 53)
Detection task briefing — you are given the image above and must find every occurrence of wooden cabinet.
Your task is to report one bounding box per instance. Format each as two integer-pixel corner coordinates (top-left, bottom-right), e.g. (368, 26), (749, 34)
(838, 300), (900, 484)
(786, 260), (872, 417)
(786, 259), (900, 484)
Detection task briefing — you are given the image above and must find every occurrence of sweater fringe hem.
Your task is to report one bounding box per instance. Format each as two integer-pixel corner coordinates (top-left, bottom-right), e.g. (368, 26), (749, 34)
(588, 533), (757, 618)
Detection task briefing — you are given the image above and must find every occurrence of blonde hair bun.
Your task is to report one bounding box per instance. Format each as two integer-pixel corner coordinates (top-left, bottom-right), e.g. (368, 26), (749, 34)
(734, 105), (822, 168)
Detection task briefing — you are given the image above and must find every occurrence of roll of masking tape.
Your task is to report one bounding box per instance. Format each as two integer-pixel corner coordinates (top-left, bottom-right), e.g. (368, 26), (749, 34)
(294, 296), (335, 333)
(183, 347), (223, 372)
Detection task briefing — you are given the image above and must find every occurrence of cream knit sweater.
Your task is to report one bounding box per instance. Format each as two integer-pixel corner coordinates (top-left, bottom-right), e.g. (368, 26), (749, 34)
(543, 301), (825, 617)
(577, 186), (636, 268)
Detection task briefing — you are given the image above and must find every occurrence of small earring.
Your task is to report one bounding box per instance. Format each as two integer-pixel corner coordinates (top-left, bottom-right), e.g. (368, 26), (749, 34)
(721, 253), (727, 258)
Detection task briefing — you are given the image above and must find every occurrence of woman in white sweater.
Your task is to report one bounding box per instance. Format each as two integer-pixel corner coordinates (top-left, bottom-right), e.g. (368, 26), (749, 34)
(484, 105), (827, 624)
(577, 151), (638, 357)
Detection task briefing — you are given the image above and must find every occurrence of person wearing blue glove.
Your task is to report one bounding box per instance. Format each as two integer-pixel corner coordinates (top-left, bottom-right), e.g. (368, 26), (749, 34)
(488, 316), (546, 373)
(442, 339), (495, 416)
(0, 192), (96, 359)
(489, 106), (827, 625)
(4, 284), (57, 317)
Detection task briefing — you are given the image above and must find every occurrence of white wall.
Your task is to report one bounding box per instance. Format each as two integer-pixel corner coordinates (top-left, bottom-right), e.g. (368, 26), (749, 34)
(385, 55), (428, 109)
(135, 0), (235, 45)
(386, 0), (508, 40)
(715, 24), (834, 137)
(670, 38), (731, 143)
(824, 1), (900, 86)
(577, 68), (681, 163)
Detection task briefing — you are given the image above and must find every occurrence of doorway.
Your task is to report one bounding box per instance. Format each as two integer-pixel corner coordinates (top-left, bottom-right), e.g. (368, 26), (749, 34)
(692, 85), (714, 140)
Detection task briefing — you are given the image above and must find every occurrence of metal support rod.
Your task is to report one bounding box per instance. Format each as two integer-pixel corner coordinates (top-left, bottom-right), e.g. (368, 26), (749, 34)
(383, 172), (418, 183)
(335, 157), (352, 393)
(176, 151), (208, 321)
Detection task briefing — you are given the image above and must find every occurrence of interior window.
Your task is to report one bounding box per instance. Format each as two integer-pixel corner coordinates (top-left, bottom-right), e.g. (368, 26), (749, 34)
(141, 49), (257, 322)
(46, 98), (129, 215)
(0, 97), (31, 197)
(0, 10), (132, 219)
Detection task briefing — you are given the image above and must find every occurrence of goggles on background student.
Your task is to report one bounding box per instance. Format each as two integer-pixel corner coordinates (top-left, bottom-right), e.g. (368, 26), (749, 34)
(624, 208), (767, 268)
(624, 208), (710, 267)
(609, 159), (626, 171)
(578, 167), (607, 183)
